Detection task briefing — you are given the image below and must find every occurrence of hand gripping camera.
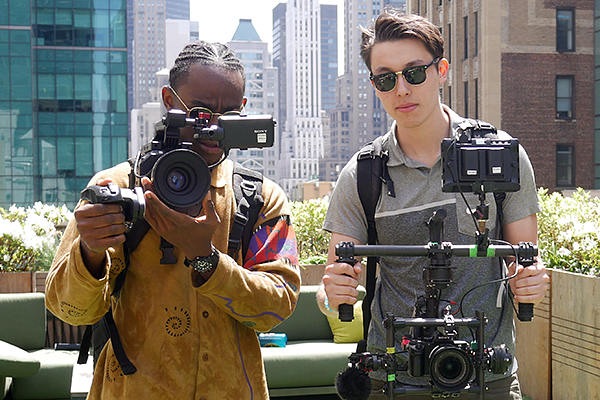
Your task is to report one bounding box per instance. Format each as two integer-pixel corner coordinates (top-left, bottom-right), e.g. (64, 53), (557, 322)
(81, 109), (275, 222)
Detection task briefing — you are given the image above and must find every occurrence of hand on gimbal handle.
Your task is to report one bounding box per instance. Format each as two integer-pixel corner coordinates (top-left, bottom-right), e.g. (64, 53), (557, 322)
(337, 242), (357, 322)
(515, 242), (536, 322)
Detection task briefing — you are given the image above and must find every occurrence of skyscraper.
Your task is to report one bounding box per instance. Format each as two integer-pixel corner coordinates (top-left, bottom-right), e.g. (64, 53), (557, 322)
(129, 0), (167, 110)
(276, 0), (324, 200)
(320, 4), (338, 113)
(227, 19), (279, 181)
(321, 0), (405, 181)
(0, 0), (128, 209)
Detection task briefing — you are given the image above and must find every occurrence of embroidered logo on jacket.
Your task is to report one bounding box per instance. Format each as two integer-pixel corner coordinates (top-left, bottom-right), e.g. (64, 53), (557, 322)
(164, 306), (191, 337)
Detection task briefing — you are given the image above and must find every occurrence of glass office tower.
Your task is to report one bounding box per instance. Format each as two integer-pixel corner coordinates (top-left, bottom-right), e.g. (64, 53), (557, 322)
(0, 0), (128, 210)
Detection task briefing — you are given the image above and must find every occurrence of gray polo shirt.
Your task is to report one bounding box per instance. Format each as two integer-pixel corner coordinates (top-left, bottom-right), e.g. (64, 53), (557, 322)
(323, 105), (540, 383)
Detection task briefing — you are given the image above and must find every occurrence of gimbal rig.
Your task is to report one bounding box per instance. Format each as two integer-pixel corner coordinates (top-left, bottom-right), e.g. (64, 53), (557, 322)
(335, 208), (537, 399)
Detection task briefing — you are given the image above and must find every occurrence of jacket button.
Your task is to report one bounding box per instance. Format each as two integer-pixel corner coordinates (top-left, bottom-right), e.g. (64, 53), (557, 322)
(202, 311), (209, 318)
(202, 353), (209, 362)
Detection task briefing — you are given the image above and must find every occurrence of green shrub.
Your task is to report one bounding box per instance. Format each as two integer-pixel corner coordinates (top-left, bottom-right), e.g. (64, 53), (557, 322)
(290, 198), (330, 265)
(0, 203), (73, 272)
(537, 187), (600, 276)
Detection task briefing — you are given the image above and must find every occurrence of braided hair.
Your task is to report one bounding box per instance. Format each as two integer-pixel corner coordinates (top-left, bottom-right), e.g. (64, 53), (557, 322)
(169, 40), (246, 92)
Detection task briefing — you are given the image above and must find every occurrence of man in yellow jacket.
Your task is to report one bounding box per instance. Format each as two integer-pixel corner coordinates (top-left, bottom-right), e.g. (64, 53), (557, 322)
(46, 41), (300, 399)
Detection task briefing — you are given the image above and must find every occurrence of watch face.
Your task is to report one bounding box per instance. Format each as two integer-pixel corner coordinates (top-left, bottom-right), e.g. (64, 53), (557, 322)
(193, 260), (213, 273)
(186, 248), (219, 274)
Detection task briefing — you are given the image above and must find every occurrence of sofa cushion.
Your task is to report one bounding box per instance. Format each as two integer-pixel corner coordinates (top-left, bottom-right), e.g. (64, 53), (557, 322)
(326, 300), (364, 343)
(0, 293), (46, 350)
(268, 286), (333, 341)
(0, 340), (40, 379)
(11, 350), (78, 400)
(261, 341), (356, 389)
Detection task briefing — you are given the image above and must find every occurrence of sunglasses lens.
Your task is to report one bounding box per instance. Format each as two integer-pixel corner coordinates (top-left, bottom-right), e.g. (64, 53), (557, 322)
(404, 67), (427, 85)
(373, 73), (398, 92)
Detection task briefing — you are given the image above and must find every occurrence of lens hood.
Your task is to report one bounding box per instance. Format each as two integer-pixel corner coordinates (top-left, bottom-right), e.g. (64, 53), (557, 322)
(151, 149), (210, 216)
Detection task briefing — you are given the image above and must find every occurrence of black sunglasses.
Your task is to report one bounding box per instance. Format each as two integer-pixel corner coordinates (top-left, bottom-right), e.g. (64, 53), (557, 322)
(370, 57), (441, 92)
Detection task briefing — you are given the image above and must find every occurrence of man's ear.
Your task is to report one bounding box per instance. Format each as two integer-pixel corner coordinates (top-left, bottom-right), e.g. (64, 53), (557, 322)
(437, 58), (449, 85)
(242, 97), (248, 108)
(162, 86), (174, 110)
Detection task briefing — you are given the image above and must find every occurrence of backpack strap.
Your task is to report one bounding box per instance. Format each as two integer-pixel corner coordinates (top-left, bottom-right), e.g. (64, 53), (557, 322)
(228, 163), (264, 260)
(356, 136), (393, 341)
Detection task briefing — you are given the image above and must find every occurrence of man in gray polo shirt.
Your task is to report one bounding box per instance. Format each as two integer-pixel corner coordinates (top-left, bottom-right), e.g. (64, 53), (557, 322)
(317, 12), (549, 400)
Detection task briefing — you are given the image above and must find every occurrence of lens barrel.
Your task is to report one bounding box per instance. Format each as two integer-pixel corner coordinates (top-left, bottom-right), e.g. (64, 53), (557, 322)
(151, 149), (210, 216)
(429, 345), (474, 393)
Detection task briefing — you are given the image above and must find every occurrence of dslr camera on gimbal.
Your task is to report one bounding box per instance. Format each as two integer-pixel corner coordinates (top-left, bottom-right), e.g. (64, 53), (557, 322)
(81, 109), (275, 221)
(336, 120), (536, 399)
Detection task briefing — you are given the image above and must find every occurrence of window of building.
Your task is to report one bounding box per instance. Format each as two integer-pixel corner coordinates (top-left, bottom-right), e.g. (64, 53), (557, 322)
(474, 79), (479, 119)
(474, 12), (478, 56)
(447, 23), (451, 63)
(557, 9), (575, 52)
(464, 81), (468, 117)
(463, 16), (468, 59)
(556, 145), (575, 187)
(556, 76), (574, 119)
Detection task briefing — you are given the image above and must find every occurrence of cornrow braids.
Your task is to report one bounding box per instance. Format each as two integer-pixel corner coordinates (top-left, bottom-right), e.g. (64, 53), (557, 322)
(169, 40), (246, 91)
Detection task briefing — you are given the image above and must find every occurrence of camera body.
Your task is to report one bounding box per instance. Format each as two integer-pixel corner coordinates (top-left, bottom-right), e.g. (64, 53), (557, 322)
(81, 109), (276, 222)
(80, 183), (145, 223)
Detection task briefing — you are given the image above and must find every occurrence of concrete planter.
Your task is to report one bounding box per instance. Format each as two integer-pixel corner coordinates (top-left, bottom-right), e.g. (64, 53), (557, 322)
(515, 269), (600, 400)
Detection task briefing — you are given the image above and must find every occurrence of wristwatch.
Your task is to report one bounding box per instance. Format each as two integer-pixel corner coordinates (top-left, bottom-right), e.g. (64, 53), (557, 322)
(184, 247), (220, 274)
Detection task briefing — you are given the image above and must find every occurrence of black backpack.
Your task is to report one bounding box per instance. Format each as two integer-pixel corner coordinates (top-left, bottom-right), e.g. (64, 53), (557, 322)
(77, 163), (264, 375)
(355, 119), (506, 340)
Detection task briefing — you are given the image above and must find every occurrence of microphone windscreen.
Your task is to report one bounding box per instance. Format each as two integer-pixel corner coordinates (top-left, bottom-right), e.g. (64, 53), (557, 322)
(335, 367), (372, 400)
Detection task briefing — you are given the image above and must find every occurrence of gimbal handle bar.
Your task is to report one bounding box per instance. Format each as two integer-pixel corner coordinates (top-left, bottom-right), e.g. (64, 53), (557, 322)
(336, 241), (537, 322)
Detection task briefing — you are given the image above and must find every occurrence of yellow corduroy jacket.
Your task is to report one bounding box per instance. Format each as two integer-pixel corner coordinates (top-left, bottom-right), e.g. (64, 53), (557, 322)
(46, 159), (301, 400)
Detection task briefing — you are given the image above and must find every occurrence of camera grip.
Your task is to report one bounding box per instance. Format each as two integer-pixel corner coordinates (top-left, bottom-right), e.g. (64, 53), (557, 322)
(338, 303), (354, 322)
(517, 303), (533, 322)
(516, 245), (535, 322)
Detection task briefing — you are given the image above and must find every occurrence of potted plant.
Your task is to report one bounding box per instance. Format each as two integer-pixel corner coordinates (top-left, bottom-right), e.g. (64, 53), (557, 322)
(516, 188), (600, 400)
(0, 203), (72, 293)
(289, 198), (330, 285)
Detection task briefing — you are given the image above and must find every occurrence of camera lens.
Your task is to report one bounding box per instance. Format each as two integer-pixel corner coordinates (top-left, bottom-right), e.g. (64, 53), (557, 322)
(429, 345), (473, 392)
(166, 168), (189, 191)
(151, 149), (210, 215)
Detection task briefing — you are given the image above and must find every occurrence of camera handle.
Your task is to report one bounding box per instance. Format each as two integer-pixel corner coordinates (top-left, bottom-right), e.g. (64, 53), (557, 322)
(337, 242), (357, 322)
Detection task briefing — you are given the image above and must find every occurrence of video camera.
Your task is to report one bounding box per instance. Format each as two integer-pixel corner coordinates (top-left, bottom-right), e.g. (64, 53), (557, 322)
(80, 109), (275, 222)
(336, 121), (536, 399)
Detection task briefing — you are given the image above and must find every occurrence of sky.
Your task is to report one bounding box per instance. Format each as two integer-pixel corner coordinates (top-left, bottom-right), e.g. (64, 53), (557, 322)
(191, 0), (345, 74)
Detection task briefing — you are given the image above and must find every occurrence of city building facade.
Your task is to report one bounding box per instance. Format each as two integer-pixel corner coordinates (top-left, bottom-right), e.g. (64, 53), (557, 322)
(0, 0), (128, 209)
